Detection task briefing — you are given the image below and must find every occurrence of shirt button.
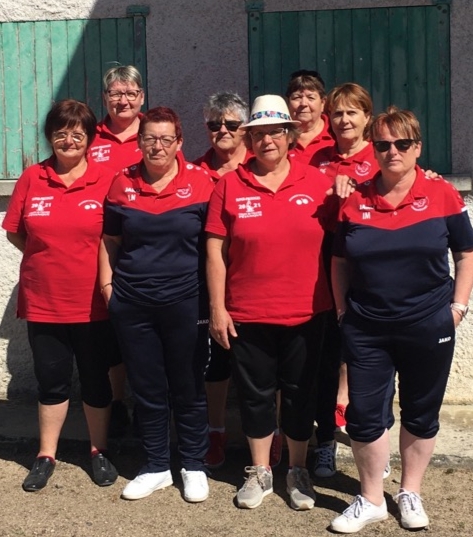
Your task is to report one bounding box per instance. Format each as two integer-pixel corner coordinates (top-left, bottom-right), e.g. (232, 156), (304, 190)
(393, 211), (398, 216)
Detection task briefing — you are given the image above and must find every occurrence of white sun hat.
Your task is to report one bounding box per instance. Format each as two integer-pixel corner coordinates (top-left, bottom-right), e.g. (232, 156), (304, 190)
(242, 94), (301, 128)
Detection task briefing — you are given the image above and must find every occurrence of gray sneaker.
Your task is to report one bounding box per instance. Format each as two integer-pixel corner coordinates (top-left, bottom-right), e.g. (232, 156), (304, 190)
(314, 440), (337, 478)
(286, 466), (316, 510)
(236, 465), (273, 509)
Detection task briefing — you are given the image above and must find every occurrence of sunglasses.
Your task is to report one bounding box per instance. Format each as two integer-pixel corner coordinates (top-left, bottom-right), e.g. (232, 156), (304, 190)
(373, 139), (416, 152)
(206, 120), (243, 132)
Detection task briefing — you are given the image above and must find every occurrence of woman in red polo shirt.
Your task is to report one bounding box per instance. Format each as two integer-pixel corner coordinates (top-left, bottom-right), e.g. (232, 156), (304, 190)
(206, 94), (336, 511)
(3, 99), (118, 492)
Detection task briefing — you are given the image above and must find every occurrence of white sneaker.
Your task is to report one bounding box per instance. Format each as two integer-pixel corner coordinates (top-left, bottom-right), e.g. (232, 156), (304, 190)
(330, 495), (388, 533)
(314, 440), (337, 478)
(121, 470), (173, 500)
(180, 469), (209, 502)
(394, 489), (429, 529)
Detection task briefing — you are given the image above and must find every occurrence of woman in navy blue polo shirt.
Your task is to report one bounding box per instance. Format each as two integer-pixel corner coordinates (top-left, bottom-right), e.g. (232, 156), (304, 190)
(330, 107), (473, 533)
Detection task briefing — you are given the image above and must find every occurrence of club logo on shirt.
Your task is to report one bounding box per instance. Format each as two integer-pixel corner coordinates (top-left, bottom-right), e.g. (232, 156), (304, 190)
(78, 199), (103, 210)
(355, 161), (372, 177)
(411, 197), (429, 212)
(289, 194), (314, 206)
(237, 196), (262, 219)
(27, 196), (53, 217)
(176, 184), (193, 199)
(318, 161), (330, 174)
(90, 144), (112, 162)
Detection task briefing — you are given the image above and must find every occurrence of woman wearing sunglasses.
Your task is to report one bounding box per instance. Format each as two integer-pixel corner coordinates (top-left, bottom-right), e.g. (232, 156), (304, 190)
(286, 70), (335, 165)
(89, 65), (146, 438)
(100, 107), (214, 504)
(206, 94), (337, 511)
(3, 99), (118, 491)
(330, 107), (473, 533)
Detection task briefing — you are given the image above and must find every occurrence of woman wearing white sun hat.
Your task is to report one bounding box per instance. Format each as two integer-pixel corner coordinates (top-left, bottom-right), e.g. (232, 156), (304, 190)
(206, 94), (338, 510)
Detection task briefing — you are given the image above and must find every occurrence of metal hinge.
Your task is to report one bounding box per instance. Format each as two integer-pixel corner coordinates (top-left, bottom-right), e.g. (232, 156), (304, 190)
(245, 1), (264, 13)
(126, 5), (150, 17)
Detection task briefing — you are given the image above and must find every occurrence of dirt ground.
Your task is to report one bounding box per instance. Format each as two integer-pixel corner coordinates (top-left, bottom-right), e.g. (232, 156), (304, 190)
(1, 436), (472, 537)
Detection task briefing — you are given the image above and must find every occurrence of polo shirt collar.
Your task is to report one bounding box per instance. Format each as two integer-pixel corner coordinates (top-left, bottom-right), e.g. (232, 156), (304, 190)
(39, 155), (102, 188)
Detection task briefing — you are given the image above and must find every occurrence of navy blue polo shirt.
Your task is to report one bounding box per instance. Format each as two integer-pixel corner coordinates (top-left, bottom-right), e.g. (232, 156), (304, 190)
(333, 166), (473, 323)
(103, 152), (215, 306)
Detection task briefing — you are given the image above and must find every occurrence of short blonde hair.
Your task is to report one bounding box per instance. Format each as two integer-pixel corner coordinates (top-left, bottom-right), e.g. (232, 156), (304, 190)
(370, 106), (421, 142)
(103, 65), (143, 91)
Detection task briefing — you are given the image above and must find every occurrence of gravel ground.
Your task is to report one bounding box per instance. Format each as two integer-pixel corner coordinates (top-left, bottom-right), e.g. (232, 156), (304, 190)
(0, 438), (472, 537)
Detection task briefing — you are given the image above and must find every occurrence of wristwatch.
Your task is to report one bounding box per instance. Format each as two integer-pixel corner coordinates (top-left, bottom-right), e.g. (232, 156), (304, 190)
(451, 302), (469, 319)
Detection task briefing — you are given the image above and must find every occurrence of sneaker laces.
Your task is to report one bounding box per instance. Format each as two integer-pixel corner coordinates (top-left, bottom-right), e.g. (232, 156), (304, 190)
(342, 495), (370, 520)
(314, 443), (335, 468)
(394, 490), (423, 514)
(183, 470), (205, 486)
(241, 466), (267, 491)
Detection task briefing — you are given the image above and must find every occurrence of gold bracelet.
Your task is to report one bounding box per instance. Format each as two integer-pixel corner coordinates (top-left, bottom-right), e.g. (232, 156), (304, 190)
(100, 282), (113, 294)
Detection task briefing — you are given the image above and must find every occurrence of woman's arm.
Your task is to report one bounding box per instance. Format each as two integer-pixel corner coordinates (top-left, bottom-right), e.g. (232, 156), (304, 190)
(331, 255), (350, 323)
(207, 233), (237, 349)
(451, 249), (473, 327)
(99, 233), (122, 306)
(6, 231), (27, 253)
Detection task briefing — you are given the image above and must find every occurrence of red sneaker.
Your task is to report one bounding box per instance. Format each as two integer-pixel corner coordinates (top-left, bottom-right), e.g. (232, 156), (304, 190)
(270, 433), (283, 468)
(204, 431), (227, 469)
(335, 404), (347, 433)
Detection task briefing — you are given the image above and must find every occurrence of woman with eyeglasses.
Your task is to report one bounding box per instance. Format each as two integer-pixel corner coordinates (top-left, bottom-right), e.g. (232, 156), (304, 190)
(99, 107), (214, 503)
(330, 107), (473, 533)
(206, 94), (337, 511)
(286, 70), (335, 165)
(3, 99), (118, 492)
(88, 65), (146, 437)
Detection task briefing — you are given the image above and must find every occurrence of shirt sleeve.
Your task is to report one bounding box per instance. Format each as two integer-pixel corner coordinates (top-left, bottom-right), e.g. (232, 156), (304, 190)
(204, 178), (229, 237)
(102, 174), (124, 236)
(2, 168), (32, 234)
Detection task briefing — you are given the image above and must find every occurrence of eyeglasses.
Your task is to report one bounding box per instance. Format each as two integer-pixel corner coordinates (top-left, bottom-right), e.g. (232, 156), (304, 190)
(106, 89), (142, 102)
(249, 128), (288, 142)
(206, 120), (243, 132)
(373, 139), (416, 152)
(52, 131), (86, 143)
(140, 135), (178, 148)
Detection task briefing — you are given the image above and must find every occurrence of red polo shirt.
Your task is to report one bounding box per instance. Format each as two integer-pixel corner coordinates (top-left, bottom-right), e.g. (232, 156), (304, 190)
(288, 114), (335, 166)
(310, 141), (379, 183)
(193, 148), (253, 183)
(89, 114), (143, 171)
(205, 158), (335, 325)
(3, 157), (116, 322)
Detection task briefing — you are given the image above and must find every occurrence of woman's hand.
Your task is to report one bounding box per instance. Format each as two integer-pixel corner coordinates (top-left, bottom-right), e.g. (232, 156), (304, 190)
(209, 307), (237, 350)
(326, 174), (357, 198)
(451, 308), (462, 329)
(101, 284), (113, 307)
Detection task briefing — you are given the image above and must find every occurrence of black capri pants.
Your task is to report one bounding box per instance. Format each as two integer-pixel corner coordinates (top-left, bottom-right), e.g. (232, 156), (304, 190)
(342, 303), (455, 443)
(230, 312), (327, 441)
(205, 337), (232, 382)
(27, 320), (113, 408)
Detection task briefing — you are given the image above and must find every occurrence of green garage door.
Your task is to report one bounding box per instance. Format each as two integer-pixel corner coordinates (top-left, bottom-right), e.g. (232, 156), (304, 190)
(248, 4), (451, 173)
(0, 12), (147, 180)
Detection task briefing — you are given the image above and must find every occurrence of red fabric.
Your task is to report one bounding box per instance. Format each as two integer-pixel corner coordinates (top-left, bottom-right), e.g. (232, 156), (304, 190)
(88, 114), (143, 171)
(205, 158), (335, 325)
(193, 148), (253, 183)
(288, 114), (335, 166)
(2, 157), (116, 322)
(310, 141), (379, 183)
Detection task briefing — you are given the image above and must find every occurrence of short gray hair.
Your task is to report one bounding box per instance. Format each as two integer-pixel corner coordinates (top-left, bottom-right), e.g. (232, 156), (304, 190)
(103, 65), (143, 91)
(203, 92), (249, 123)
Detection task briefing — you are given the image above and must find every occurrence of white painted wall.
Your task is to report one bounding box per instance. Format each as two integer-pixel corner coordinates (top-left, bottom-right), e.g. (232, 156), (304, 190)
(1, 0), (472, 402)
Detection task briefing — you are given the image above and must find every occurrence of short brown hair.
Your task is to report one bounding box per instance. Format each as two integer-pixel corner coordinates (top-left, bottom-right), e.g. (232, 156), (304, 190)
(325, 83), (373, 140)
(138, 107), (183, 140)
(370, 106), (421, 142)
(44, 99), (97, 148)
(285, 70), (326, 99)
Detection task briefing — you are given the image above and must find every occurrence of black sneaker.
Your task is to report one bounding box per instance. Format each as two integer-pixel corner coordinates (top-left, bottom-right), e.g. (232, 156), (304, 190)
(109, 400), (130, 438)
(22, 456), (56, 492)
(91, 452), (118, 487)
